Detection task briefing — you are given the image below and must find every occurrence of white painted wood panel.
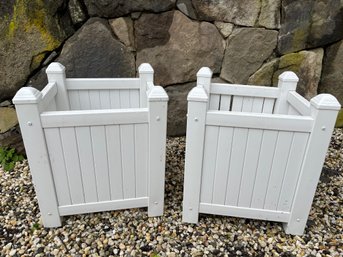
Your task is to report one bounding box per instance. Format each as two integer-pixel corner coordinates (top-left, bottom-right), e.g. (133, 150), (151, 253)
(68, 91), (81, 110)
(288, 105), (300, 115)
(41, 109), (149, 128)
(59, 197), (148, 216)
(252, 98), (264, 113)
(130, 89), (140, 108)
(211, 127), (233, 205)
(264, 131), (294, 210)
(277, 132), (309, 212)
(250, 130), (278, 209)
(75, 127), (98, 203)
(225, 128), (249, 206)
(262, 98), (275, 114)
(287, 91), (310, 116)
(44, 128), (71, 206)
(199, 203), (290, 222)
(231, 96), (243, 111)
(219, 95), (231, 111)
(60, 127), (85, 204)
(206, 111), (313, 132)
(105, 125), (124, 200)
(242, 97), (254, 112)
(120, 124), (136, 198)
(134, 124), (148, 197)
(109, 90), (121, 109)
(209, 94), (220, 110)
(89, 90), (101, 109)
(238, 129), (263, 207)
(79, 90), (91, 110)
(210, 83), (279, 98)
(66, 78), (140, 90)
(120, 90), (131, 108)
(100, 90), (111, 109)
(200, 126), (219, 203)
(91, 126), (111, 201)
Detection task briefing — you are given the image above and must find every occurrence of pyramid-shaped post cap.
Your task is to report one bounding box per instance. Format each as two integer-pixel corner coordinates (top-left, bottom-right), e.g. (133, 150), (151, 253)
(46, 62), (65, 74)
(187, 86), (208, 102)
(197, 67), (213, 78)
(278, 71), (299, 82)
(148, 86), (168, 102)
(310, 94), (341, 110)
(138, 63), (154, 74)
(13, 87), (42, 105)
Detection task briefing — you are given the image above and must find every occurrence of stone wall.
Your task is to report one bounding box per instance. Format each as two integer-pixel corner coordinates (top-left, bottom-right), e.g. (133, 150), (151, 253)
(1, 0), (343, 135)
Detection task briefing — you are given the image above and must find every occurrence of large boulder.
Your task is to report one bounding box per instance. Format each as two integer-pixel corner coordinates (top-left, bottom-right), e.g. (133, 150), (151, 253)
(278, 0), (343, 54)
(135, 11), (224, 86)
(166, 82), (195, 136)
(249, 49), (324, 100)
(57, 18), (135, 78)
(257, 0), (281, 29)
(109, 17), (135, 50)
(320, 40), (343, 105)
(84, 0), (176, 18)
(192, 0), (261, 26)
(220, 28), (278, 84)
(0, 0), (72, 102)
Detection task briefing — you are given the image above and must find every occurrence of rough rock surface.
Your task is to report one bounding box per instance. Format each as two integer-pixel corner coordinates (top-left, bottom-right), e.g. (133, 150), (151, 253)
(258, 0), (281, 29)
(248, 59), (280, 86)
(221, 28), (278, 84)
(136, 11), (224, 86)
(273, 49), (324, 99)
(0, 107), (18, 134)
(249, 49), (324, 99)
(68, 0), (87, 26)
(320, 40), (343, 105)
(57, 18), (135, 78)
(176, 0), (197, 20)
(110, 17), (135, 50)
(214, 22), (234, 38)
(278, 0), (343, 54)
(192, 0), (261, 26)
(0, 0), (72, 102)
(166, 82), (194, 136)
(84, 0), (176, 18)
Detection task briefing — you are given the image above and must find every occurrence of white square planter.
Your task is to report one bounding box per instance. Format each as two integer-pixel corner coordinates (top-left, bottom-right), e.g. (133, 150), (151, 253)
(13, 62), (168, 227)
(182, 67), (340, 235)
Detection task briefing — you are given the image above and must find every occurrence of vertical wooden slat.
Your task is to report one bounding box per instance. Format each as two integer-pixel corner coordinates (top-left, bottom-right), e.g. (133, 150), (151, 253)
(231, 96), (243, 111)
(106, 125), (124, 200)
(68, 91), (81, 110)
(251, 97), (264, 113)
(135, 124), (148, 197)
(264, 131), (294, 210)
(242, 97), (254, 112)
(225, 128), (249, 206)
(277, 132), (309, 212)
(250, 130), (278, 209)
(100, 90), (111, 109)
(89, 90), (101, 109)
(200, 126), (219, 203)
(45, 128), (71, 206)
(109, 90), (121, 109)
(219, 95), (231, 111)
(262, 98), (275, 114)
(130, 89), (140, 108)
(90, 126), (111, 201)
(75, 127), (98, 203)
(209, 94), (220, 110)
(60, 127), (85, 204)
(79, 90), (91, 110)
(211, 127), (234, 204)
(238, 129), (263, 207)
(120, 124), (136, 198)
(120, 90), (131, 108)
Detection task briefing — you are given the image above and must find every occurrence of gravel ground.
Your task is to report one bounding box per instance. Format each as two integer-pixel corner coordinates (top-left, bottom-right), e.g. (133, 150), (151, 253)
(1, 129), (342, 257)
